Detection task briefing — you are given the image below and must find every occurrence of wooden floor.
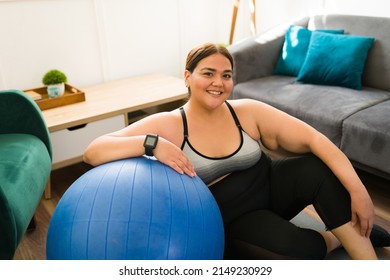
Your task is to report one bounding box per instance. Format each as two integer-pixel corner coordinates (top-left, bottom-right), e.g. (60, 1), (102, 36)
(13, 161), (390, 260)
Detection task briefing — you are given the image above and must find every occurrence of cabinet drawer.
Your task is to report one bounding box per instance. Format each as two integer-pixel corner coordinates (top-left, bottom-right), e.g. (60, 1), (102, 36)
(50, 114), (126, 168)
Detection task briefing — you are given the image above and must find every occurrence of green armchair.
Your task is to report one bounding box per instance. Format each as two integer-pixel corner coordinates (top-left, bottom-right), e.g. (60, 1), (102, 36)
(0, 89), (52, 259)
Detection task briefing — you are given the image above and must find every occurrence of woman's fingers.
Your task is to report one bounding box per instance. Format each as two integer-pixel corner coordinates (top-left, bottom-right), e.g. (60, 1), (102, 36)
(169, 153), (196, 177)
(154, 138), (196, 177)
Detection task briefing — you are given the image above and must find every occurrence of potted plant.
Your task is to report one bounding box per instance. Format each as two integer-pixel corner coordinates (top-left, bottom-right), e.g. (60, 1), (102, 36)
(42, 69), (67, 98)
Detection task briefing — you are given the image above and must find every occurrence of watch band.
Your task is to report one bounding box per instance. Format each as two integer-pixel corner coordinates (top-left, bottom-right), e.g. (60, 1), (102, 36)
(145, 145), (154, 157)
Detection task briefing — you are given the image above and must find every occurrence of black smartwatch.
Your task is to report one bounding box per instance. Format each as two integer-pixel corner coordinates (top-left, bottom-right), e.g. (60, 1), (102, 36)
(143, 134), (159, 157)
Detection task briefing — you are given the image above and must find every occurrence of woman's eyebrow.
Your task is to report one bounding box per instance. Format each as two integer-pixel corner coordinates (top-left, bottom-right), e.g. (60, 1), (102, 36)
(200, 67), (232, 73)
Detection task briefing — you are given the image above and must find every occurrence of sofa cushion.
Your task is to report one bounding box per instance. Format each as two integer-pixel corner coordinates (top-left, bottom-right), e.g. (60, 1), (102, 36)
(341, 100), (390, 176)
(0, 133), (51, 259)
(297, 32), (375, 90)
(308, 14), (390, 92)
(274, 25), (344, 77)
(232, 76), (390, 146)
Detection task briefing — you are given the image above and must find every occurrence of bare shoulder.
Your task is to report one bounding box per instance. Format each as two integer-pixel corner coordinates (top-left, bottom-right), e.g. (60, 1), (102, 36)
(227, 99), (294, 140)
(228, 98), (277, 116)
(226, 99), (270, 139)
(120, 109), (183, 143)
(132, 109), (182, 130)
(142, 109), (181, 123)
(229, 98), (269, 108)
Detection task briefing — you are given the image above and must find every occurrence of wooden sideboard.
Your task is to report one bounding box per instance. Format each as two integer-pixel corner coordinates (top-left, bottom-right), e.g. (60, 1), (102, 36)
(42, 73), (187, 198)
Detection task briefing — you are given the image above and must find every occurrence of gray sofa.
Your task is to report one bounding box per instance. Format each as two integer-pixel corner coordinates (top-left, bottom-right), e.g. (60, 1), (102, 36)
(229, 14), (390, 180)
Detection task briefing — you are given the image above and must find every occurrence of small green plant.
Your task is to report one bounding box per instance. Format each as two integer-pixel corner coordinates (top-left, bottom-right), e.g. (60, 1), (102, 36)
(42, 69), (67, 85)
(218, 42), (230, 48)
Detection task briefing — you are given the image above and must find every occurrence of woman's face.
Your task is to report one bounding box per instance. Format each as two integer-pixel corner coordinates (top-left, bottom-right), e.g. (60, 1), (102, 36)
(185, 53), (233, 107)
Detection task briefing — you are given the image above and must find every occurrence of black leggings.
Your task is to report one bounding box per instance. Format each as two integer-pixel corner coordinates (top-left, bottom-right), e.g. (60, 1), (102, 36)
(208, 153), (352, 260)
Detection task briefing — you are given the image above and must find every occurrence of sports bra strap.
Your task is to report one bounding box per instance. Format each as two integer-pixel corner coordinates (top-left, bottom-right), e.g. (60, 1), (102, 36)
(179, 107), (189, 138)
(225, 101), (242, 128)
(179, 101), (241, 139)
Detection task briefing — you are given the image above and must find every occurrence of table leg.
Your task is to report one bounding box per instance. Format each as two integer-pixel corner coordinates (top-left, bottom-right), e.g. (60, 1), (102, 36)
(44, 176), (51, 199)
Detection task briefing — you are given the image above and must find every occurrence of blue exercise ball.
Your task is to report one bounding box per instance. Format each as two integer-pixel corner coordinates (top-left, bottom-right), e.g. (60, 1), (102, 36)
(46, 157), (224, 260)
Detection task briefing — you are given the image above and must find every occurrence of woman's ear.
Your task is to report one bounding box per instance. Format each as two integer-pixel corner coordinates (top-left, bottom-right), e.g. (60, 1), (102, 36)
(184, 70), (191, 87)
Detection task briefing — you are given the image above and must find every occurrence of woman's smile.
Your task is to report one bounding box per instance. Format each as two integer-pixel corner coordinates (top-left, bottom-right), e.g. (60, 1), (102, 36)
(207, 90), (223, 95)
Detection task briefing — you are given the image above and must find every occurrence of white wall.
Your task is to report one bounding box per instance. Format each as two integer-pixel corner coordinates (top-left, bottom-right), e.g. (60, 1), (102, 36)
(0, 0), (388, 91)
(0, 0), (103, 89)
(324, 0), (390, 17)
(0, 0), (233, 90)
(254, 0), (324, 33)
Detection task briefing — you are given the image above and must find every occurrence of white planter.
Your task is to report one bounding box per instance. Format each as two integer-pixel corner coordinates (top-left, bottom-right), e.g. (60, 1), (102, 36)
(47, 83), (65, 98)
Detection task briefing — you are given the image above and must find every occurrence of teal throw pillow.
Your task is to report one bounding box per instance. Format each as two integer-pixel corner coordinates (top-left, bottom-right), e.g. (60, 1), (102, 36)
(273, 25), (344, 76)
(296, 32), (375, 90)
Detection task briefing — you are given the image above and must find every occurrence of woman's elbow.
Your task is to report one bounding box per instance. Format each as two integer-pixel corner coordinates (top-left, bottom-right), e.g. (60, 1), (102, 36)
(83, 147), (99, 166)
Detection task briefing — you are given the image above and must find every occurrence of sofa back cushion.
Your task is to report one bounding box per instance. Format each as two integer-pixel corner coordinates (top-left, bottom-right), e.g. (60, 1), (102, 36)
(296, 32), (375, 90)
(274, 25), (344, 77)
(308, 14), (390, 92)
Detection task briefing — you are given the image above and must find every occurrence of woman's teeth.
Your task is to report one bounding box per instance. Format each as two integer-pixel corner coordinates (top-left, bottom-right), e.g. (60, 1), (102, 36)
(208, 91), (222, 95)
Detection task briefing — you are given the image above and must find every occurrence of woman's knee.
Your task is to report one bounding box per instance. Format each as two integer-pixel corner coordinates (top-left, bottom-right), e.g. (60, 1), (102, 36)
(224, 210), (327, 259)
(270, 154), (338, 217)
(302, 155), (352, 229)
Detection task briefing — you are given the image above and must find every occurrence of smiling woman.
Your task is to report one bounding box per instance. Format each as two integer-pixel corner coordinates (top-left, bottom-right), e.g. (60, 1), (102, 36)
(83, 42), (390, 260)
(184, 43), (234, 99)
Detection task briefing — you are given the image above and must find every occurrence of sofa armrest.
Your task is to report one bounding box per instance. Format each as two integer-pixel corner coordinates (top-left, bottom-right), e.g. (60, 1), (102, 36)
(228, 17), (310, 85)
(228, 29), (285, 85)
(0, 89), (52, 159)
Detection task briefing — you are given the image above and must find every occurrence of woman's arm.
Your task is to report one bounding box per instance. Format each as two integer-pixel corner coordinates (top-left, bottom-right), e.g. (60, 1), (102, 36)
(83, 111), (195, 177)
(241, 99), (375, 237)
(83, 113), (163, 166)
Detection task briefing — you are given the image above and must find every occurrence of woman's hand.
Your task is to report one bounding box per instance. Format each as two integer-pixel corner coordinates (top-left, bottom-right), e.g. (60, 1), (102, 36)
(350, 189), (375, 237)
(154, 137), (196, 178)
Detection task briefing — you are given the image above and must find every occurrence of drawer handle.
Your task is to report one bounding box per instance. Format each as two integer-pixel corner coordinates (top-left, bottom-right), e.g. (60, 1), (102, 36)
(67, 124), (87, 131)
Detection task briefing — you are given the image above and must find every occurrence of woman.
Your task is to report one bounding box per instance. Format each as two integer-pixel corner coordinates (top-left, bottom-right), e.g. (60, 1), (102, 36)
(84, 43), (389, 259)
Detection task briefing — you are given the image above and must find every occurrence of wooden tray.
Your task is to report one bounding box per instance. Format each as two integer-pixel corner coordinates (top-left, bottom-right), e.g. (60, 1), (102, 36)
(24, 83), (86, 110)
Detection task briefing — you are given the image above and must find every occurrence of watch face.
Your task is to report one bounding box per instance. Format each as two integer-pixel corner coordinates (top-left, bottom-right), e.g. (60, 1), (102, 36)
(145, 136), (157, 146)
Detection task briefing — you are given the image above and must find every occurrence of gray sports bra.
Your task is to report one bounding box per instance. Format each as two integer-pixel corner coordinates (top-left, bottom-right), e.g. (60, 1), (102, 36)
(180, 102), (262, 185)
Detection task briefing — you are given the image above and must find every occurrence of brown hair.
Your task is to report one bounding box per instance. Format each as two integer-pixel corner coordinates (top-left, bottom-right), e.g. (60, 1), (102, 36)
(185, 42), (234, 73)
